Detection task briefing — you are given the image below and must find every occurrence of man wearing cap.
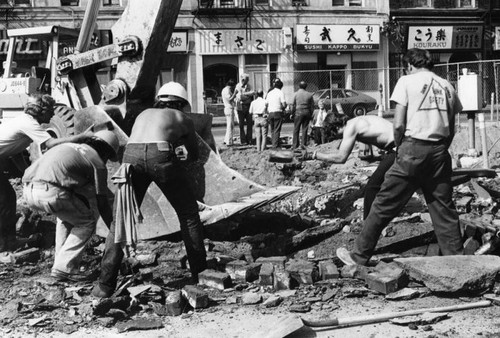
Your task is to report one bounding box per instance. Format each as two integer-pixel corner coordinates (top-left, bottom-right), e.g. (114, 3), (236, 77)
(0, 94), (93, 255)
(292, 81), (314, 150)
(22, 130), (118, 282)
(235, 73), (255, 145)
(92, 97), (207, 297)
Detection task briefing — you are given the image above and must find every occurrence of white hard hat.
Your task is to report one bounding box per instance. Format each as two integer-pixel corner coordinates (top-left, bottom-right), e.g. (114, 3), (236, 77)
(94, 130), (119, 160)
(157, 81), (189, 103)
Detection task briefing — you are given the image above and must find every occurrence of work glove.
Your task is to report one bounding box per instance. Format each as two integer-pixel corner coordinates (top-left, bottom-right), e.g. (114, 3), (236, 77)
(175, 146), (188, 161)
(294, 149), (316, 161)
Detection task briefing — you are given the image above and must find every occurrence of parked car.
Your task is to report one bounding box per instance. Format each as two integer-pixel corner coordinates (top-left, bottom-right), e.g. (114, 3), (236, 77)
(312, 88), (378, 117)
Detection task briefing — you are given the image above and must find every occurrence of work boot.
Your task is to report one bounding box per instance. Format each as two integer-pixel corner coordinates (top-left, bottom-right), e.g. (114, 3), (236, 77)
(51, 269), (92, 283)
(336, 247), (357, 266)
(91, 283), (113, 298)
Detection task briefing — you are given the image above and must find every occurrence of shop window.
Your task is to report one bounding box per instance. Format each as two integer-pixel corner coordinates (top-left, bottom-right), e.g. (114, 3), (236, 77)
(352, 61), (377, 91)
(61, 0), (79, 5)
(103, 0), (120, 6)
(392, 0), (476, 8)
(332, 0), (364, 6)
(0, 0), (31, 5)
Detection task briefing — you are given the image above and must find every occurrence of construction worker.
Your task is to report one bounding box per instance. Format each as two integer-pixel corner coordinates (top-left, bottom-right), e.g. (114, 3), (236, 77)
(92, 101), (207, 298)
(336, 48), (464, 266)
(297, 115), (395, 219)
(266, 79), (287, 149)
(235, 73), (255, 145)
(0, 94), (93, 255)
(22, 130), (118, 282)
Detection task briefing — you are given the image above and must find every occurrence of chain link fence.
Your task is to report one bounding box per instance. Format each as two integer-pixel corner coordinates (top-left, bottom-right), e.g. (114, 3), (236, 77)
(249, 59), (500, 118)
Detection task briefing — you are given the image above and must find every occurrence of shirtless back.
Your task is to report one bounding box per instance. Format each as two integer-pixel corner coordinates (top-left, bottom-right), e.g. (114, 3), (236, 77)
(128, 108), (199, 161)
(316, 115), (394, 164)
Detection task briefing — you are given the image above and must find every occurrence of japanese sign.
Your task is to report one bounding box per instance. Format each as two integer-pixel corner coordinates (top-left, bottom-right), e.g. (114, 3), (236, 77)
(167, 32), (188, 53)
(296, 25), (380, 51)
(198, 29), (286, 54)
(408, 26), (482, 50)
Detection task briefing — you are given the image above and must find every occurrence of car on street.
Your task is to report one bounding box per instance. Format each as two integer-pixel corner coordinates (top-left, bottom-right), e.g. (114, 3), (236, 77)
(313, 88), (378, 117)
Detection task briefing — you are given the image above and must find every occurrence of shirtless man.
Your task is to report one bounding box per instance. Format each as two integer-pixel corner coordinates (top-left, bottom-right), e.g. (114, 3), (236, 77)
(297, 115), (395, 219)
(92, 105), (207, 298)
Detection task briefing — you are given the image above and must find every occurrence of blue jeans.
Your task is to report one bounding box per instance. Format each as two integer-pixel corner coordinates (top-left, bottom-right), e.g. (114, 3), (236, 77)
(352, 138), (463, 265)
(97, 143), (207, 293)
(0, 171), (16, 252)
(237, 103), (252, 144)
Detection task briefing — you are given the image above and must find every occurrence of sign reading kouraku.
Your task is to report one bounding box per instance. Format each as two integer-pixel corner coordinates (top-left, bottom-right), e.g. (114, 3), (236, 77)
(407, 26), (482, 50)
(296, 24), (380, 51)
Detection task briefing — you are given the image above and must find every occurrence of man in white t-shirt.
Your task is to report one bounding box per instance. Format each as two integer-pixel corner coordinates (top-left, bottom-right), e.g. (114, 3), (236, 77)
(0, 94), (93, 255)
(265, 79), (287, 148)
(337, 48), (464, 266)
(249, 90), (268, 151)
(221, 79), (237, 146)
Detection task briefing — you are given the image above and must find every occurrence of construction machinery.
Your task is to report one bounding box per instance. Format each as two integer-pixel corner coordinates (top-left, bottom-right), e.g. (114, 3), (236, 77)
(1, 0), (299, 239)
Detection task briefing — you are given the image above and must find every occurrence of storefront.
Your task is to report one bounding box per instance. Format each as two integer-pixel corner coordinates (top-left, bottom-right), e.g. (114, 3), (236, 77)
(195, 28), (284, 115)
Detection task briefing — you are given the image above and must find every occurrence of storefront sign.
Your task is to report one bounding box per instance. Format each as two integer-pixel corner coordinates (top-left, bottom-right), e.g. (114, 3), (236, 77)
(408, 26), (482, 50)
(494, 27), (500, 51)
(296, 24), (380, 51)
(167, 32), (188, 53)
(198, 29), (283, 54)
(0, 38), (42, 56)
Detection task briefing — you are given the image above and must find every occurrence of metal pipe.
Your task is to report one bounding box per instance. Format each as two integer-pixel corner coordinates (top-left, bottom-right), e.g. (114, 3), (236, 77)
(75, 0), (101, 53)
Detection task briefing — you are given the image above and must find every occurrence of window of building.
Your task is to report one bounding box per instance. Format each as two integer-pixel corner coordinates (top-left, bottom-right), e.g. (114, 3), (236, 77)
(0, 0), (31, 5)
(61, 0), (79, 5)
(254, 0), (269, 5)
(391, 0), (476, 8)
(352, 61), (377, 90)
(103, 0), (120, 6)
(332, 0), (365, 6)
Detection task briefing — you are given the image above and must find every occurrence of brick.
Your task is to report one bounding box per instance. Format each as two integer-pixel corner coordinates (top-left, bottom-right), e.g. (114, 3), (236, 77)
(259, 262), (274, 286)
(135, 253), (157, 266)
(274, 270), (291, 290)
(158, 252), (187, 269)
(285, 259), (319, 285)
(255, 256), (287, 271)
(226, 260), (261, 282)
(198, 269), (232, 290)
(165, 291), (184, 316)
(181, 285), (209, 309)
(365, 262), (408, 295)
(340, 264), (370, 280)
(318, 260), (339, 280)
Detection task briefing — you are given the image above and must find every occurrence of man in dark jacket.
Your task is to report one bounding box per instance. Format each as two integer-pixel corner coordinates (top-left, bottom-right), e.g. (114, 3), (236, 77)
(292, 81), (314, 149)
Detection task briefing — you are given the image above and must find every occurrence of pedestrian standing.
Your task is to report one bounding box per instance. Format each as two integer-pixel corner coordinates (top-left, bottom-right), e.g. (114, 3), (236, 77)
(221, 79), (237, 146)
(292, 81), (314, 149)
(23, 130), (118, 282)
(265, 79), (287, 149)
(249, 90), (268, 152)
(337, 48), (464, 266)
(235, 73), (255, 145)
(310, 99), (328, 145)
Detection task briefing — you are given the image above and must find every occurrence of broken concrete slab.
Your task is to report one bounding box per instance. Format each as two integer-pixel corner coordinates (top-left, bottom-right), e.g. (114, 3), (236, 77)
(116, 318), (164, 333)
(263, 295), (282, 308)
(385, 287), (430, 301)
(241, 292), (262, 305)
(225, 260), (261, 283)
(198, 269), (232, 290)
(181, 285), (209, 309)
(394, 255), (500, 293)
(365, 261), (408, 295)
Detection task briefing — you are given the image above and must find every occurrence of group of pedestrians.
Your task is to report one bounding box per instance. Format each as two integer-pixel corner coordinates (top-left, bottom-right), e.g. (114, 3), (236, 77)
(222, 74), (328, 151)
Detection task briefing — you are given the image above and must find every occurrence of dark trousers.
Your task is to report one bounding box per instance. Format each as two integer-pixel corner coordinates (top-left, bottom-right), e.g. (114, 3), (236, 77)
(237, 104), (252, 144)
(311, 127), (326, 145)
(0, 171), (16, 252)
(353, 139), (463, 265)
(292, 113), (311, 149)
(363, 152), (396, 219)
(97, 143), (207, 293)
(268, 111), (283, 148)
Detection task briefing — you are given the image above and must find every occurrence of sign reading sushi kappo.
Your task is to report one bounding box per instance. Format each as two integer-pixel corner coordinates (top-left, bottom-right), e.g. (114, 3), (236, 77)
(296, 24), (380, 51)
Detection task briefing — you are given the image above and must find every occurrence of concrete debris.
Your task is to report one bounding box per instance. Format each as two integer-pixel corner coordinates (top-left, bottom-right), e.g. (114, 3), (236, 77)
(394, 255), (500, 293)
(263, 295), (283, 308)
(198, 269), (232, 290)
(385, 287), (431, 301)
(116, 318), (164, 333)
(241, 292), (262, 305)
(365, 261), (408, 295)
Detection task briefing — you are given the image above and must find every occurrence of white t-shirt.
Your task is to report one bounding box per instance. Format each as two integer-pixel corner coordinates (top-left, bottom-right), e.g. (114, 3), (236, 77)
(0, 114), (51, 159)
(390, 70), (462, 142)
(265, 88), (286, 113)
(221, 86), (234, 109)
(249, 97), (267, 116)
(314, 109), (328, 127)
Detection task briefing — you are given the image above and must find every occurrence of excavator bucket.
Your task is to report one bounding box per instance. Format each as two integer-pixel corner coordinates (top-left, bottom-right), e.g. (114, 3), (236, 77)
(70, 106), (300, 239)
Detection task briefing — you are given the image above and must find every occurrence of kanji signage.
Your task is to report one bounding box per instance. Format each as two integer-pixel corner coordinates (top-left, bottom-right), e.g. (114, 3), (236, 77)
(198, 29), (283, 54)
(296, 24), (380, 51)
(167, 32), (188, 53)
(408, 26), (482, 50)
